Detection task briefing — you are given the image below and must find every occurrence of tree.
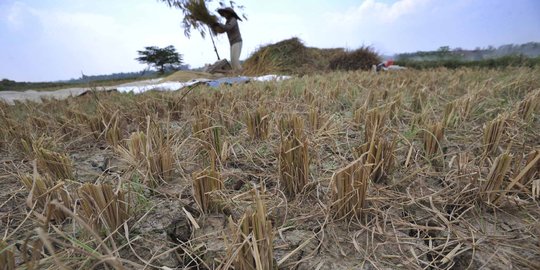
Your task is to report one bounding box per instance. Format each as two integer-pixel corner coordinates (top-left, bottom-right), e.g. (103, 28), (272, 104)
(136, 45), (183, 74)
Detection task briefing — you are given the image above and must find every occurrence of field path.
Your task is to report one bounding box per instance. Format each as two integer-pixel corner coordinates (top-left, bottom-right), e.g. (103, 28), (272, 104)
(0, 79), (168, 104)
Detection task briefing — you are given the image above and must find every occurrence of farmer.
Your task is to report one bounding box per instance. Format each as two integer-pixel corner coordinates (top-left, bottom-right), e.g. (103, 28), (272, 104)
(212, 7), (243, 71)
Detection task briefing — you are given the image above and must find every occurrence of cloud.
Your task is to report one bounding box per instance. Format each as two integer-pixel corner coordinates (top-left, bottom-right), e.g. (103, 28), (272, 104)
(0, 1), (189, 80)
(4, 1), (35, 30)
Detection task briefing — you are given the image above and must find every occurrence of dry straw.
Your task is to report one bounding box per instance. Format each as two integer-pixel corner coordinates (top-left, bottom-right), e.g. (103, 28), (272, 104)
(331, 157), (371, 220)
(77, 183), (130, 233)
(308, 106), (322, 131)
(495, 149), (540, 204)
(423, 121), (445, 159)
(516, 90), (539, 121)
(185, 0), (219, 26)
(0, 240), (16, 270)
(118, 116), (174, 187)
(222, 189), (274, 270)
(355, 137), (396, 183)
(411, 89), (427, 113)
(364, 107), (387, 142)
(480, 152), (512, 204)
(483, 114), (507, 156)
(279, 115), (309, 199)
(353, 105), (367, 127)
(193, 111), (228, 164)
(192, 167), (223, 214)
(34, 148), (74, 180)
(245, 107), (270, 140)
(19, 173), (72, 223)
(443, 101), (458, 127)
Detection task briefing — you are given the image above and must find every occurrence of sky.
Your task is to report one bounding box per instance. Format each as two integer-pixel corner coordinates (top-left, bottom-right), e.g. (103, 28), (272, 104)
(1, 0), (539, 82)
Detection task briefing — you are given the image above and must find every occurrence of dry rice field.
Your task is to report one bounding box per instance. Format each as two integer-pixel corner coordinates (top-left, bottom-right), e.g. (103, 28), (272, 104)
(1, 67), (539, 269)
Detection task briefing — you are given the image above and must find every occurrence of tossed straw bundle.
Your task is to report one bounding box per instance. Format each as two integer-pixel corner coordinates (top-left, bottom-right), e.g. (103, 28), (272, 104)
(185, 0), (219, 26)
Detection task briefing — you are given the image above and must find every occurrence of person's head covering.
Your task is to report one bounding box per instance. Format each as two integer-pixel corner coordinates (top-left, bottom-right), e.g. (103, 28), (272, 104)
(217, 7), (242, 21)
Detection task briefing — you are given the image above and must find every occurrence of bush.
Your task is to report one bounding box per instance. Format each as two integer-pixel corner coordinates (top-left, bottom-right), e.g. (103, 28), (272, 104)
(395, 55), (540, 70)
(328, 47), (381, 71)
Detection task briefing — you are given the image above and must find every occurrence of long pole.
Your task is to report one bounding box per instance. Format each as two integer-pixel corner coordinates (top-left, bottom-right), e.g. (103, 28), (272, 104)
(208, 26), (220, 60)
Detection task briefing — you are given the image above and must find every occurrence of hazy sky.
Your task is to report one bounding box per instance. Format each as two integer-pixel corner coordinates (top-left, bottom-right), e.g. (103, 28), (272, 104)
(1, 0), (539, 82)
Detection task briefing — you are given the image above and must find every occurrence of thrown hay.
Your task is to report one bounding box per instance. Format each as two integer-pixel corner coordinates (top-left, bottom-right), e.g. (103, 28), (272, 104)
(19, 173), (72, 223)
(279, 115), (309, 199)
(192, 167), (223, 214)
(77, 183), (130, 233)
(185, 0), (218, 26)
(222, 189), (274, 270)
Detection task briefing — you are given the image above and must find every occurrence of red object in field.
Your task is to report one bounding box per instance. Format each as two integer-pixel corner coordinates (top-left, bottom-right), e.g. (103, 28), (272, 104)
(385, 60), (394, 67)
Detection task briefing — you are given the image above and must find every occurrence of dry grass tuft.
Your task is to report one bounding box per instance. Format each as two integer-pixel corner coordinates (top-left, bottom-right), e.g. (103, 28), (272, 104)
(19, 173), (72, 223)
(0, 240), (16, 270)
(483, 114), (507, 156)
(330, 157), (371, 220)
(480, 152), (512, 204)
(356, 137), (396, 183)
(193, 111), (228, 164)
(423, 121), (445, 159)
(118, 116), (174, 187)
(279, 115), (309, 199)
(77, 183), (130, 233)
(516, 90), (539, 121)
(34, 148), (74, 180)
(364, 107), (387, 142)
(193, 167), (223, 214)
(245, 107), (270, 140)
(222, 189), (274, 270)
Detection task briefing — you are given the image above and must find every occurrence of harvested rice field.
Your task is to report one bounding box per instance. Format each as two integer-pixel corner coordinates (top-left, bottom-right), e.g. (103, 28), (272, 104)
(1, 67), (539, 269)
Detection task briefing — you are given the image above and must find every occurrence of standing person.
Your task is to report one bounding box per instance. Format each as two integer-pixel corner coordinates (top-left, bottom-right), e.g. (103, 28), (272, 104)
(213, 7), (243, 71)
